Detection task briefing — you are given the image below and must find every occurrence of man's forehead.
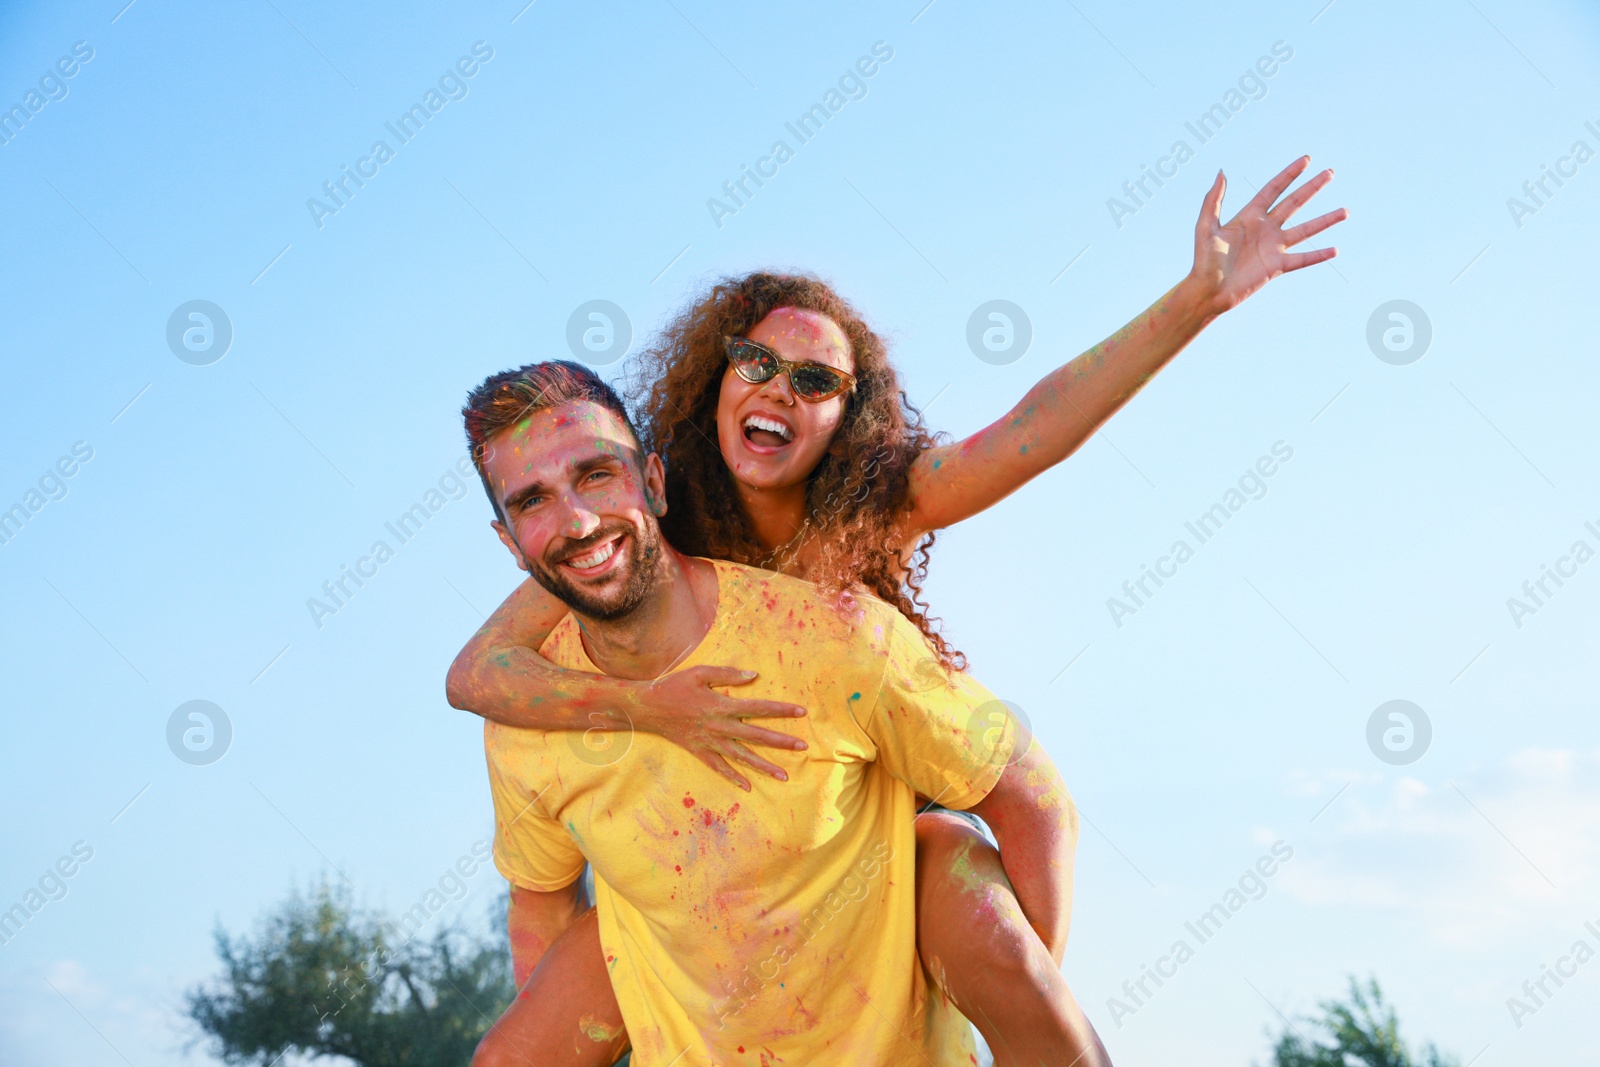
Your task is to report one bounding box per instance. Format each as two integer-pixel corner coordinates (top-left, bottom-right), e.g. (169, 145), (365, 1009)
(486, 401), (636, 476)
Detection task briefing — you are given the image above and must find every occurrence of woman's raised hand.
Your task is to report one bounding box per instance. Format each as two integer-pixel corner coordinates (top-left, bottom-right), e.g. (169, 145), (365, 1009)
(639, 666), (809, 792)
(1191, 155), (1348, 315)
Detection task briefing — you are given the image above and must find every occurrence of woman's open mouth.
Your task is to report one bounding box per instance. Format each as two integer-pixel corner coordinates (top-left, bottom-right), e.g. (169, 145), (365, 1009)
(742, 413), (794, 453)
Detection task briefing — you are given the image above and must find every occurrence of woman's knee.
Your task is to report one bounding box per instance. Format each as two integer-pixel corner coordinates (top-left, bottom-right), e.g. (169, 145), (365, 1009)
(917, 817), (1029, 950)
(914, 810), (990, 871)
(914, 810), (1006, 888)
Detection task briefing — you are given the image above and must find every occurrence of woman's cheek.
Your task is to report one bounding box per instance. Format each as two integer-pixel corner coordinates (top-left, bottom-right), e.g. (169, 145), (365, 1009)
(715, 377), (744, 449)
(816, 405), (847, 446)
(717, 368), (746, 411)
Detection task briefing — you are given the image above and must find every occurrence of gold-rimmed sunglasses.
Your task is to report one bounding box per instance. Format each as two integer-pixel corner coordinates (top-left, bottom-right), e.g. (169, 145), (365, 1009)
(724, 336), (856, 403)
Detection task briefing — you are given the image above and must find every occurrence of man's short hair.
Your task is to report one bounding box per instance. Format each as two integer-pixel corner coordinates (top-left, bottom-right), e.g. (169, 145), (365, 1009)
(462, 360), (642, 520)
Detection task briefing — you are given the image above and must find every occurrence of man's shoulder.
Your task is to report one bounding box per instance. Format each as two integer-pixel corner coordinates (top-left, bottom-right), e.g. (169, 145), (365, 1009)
(705, 559), (902, 641)
(536, 611), (590, 668)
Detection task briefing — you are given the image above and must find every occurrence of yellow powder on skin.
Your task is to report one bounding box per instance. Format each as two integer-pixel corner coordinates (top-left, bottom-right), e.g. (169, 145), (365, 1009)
(578, 1013), (624, 1043)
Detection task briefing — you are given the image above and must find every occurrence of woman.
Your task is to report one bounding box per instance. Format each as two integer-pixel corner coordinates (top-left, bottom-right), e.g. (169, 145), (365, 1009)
(455, 159), (1345, 1064)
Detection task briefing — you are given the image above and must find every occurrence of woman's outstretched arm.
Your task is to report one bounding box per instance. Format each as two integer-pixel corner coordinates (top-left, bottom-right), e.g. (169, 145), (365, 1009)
(445, 576), (807, 790)
(899, 156), (1347, 541)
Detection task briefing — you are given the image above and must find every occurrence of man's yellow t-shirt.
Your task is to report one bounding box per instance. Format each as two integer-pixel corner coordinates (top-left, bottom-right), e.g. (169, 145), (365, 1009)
(485, 558), (1016, 1066)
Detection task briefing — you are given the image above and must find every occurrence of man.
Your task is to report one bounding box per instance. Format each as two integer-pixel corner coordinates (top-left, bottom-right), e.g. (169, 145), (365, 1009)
(465, 361), (1106, 1065)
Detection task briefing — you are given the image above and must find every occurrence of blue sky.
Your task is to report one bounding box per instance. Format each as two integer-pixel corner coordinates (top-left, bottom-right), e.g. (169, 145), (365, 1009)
(2, 1), (1598, 1063)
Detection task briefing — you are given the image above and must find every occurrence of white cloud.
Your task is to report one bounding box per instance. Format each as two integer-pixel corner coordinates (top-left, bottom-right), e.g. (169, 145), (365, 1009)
(1277, 749), (1600, 949)
(42, 959), (100, 1000)
(0, 960), (201, 1066)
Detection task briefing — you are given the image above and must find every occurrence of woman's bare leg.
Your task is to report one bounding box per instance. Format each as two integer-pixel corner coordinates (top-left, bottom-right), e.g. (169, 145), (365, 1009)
(472, 906), (629, 1067)
(914, 811), (1111, 1067)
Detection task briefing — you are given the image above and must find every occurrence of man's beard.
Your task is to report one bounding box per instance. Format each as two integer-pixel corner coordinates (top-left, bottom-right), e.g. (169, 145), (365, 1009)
(526, 520), (664, 621)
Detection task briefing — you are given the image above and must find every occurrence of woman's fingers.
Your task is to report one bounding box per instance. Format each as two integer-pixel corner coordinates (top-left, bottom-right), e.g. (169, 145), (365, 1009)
(724, 743), (788, 782)
(729, 721), (808, 751)
(694, 667), (808, 716)
(725, 698), (808, 721)
(1195, 169), (1227, 234)
(1245, 155), (1311, 217)
(692, 665), (763, 688)
(1282, 208), (1349, 248)
(1281, 246), (1339, 272)
(1267, 168), (1334, 224)
(692, 666), (808, 721)
(699, 749), (752, 792)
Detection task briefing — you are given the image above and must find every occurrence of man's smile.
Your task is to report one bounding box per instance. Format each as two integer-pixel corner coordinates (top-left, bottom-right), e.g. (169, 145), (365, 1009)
(557, 531), (626, 578)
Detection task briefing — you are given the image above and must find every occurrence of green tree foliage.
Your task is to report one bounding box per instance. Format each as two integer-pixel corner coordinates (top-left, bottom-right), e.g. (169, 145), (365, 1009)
(186, 880), (514, 1067)
(1271, 977), (1458, 1067)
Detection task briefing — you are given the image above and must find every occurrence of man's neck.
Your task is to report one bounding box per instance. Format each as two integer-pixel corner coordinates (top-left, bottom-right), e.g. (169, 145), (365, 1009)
(574, 548), (718, 680)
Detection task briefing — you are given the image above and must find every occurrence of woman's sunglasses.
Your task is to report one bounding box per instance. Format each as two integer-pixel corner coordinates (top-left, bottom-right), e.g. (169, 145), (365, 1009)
(724, 336), (856, 403)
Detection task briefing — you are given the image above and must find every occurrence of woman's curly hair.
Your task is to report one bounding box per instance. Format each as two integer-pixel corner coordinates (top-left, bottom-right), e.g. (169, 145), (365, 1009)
(624, 271), (964, 669)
